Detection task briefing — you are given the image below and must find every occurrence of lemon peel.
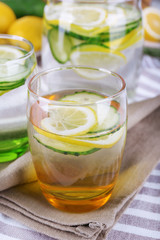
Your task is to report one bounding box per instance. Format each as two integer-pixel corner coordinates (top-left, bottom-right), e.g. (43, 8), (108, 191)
(8, 16), (43, 51)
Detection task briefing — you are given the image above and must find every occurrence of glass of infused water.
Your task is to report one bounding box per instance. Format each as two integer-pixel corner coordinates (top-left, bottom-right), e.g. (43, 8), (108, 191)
(0, 34), (36, 163)
(42, 0), (143, 100)
(27, 66), (127, 213)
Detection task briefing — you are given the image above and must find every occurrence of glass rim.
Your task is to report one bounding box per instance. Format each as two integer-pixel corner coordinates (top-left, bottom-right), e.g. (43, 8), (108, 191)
(48, 0), (137, 3)
(28, 65), (126, 106)
(0, 34), (34, 65)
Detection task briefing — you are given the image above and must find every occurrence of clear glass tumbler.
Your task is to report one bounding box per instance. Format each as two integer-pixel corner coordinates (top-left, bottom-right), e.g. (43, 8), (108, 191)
(0, 34), (37, 163)
(42, 0), (143, 99)
(27, 66), (127, 213)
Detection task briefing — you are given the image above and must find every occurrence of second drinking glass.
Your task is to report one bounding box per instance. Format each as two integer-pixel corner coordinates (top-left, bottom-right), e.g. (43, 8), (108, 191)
(0, 34), (37, 162)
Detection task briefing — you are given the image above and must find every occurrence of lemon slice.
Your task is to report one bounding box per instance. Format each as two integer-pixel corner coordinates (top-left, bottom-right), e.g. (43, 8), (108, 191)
(0, 45), (24, 62)
(0, 45), (25, 78)
(143, 7), (160, 42)
(34, 124), (125, 148)
(0, 45), (31, 95)
(0, 45), (31, 83)
(70, 44), (126, 79)
(75, 125), (125, 148)
(45, 5), (107, 29)
(41, 105), (97, 136)
(105, 27), (143, 51)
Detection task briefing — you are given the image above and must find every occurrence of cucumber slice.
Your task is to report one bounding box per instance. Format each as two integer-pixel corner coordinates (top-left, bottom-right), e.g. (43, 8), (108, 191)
(0, 64), (31, 90)
(34, 133), (99, 156)
(89, 105), (120, 134)
(99, 19), (141, 36)
(50, 25), (121, 42)
(60, 91), (105, 104)
(0, 65), (30, 81)
(76, 125), (125, 147)
(48, 27), (72, 64)
(49, 18), (140, 43)
(0, 79), (25, 91)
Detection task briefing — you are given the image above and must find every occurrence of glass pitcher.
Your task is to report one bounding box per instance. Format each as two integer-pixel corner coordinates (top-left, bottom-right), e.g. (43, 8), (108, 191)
(42, 0), (143, 99)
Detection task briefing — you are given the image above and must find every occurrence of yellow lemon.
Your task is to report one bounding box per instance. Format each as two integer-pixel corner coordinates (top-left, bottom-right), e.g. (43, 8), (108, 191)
(8, 16), (43, 51)
(143, 7), (160, 42)
(0, 2), (16, 33)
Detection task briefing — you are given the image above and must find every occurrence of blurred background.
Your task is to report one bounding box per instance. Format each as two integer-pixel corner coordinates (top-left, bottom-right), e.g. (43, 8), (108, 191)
(0, 0), (159, 103)
(0, 0), (159, 56)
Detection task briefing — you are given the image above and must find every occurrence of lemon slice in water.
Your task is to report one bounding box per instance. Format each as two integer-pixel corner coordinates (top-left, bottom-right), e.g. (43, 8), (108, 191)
(45, 5), (107, 29)
(0, 45), (24, 62)
(105, 27), (143, 51)
(0, 46), (30, 95)
(41, 105), (97, 136)
(34, 91), (125, 150)
(70, 44), (126, 79)
(0, 46), (30, 86)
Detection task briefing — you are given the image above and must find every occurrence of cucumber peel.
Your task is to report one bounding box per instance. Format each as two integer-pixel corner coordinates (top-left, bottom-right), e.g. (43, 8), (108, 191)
(48, 27), (72, 64)
(0, 79), (25, 91)
(0, 68), (30, 91)
(34, 133), (100, 156)
(60, 90), (105, 104)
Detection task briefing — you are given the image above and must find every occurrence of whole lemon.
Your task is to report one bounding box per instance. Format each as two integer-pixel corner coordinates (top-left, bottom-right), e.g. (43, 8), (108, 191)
(8, 16), (43, 51)
(0, 2), (16, 33)
(143, 7), (160, 43)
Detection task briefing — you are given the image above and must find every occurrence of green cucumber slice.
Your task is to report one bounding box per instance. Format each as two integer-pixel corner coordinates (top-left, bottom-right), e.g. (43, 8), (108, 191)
(60, 91), (105, 104)
(0, 79), (25, 91)
(34, 134), (99, 156)
(50, 25), (121, 42)
(89, 105), (120, 134)
(49, 18), (140, 43)
(0, 65), (30, 90)
(48, 27), (72, 64)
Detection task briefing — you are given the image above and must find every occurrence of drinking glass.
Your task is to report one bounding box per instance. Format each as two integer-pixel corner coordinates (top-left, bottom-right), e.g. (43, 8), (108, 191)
(42, 0), (143, 100)
(0, 34), (37, 163)
(27, 66), (127, 213)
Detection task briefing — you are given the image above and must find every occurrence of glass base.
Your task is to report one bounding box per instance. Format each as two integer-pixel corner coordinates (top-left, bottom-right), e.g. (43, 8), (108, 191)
(0, 137), (29, 163)
(41, 186), (113, 213)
